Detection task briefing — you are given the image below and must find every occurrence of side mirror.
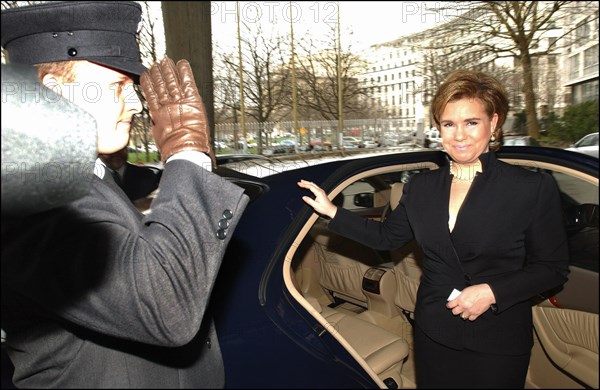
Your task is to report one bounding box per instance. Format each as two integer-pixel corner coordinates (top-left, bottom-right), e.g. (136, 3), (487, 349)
(354, 193), (374, 208)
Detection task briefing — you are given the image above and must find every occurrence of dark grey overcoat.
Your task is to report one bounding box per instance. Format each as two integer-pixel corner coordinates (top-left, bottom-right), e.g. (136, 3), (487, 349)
(2, 159), (248, 388)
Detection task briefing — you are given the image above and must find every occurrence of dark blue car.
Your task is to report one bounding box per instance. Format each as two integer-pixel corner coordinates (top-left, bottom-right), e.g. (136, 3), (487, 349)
(209, 146), (598, 389)
(2, 147), (598, 388)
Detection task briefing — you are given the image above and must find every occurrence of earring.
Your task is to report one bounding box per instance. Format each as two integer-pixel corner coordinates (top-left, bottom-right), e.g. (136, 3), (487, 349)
(489, 130), (501, 149)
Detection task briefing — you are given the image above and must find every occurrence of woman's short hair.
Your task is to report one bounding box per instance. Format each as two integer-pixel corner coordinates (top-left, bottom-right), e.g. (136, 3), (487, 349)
(431, 70), (509, 149)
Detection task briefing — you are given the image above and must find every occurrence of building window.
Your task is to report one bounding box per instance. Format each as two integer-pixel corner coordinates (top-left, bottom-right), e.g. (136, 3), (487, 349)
(582, 80), (599, 103)
(575, 20), (590, 44)
(569, 54), (580, 79)
(584, 44), (599, 76)
(572, 80), (599, 104)
(549, 37), (558, 51)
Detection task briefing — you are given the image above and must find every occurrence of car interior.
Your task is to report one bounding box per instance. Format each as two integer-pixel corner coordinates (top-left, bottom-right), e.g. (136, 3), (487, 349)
(284, 159), (599, 389)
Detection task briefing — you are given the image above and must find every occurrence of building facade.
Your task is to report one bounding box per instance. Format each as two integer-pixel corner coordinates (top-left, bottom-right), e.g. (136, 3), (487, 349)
(356, 2), (599, 136)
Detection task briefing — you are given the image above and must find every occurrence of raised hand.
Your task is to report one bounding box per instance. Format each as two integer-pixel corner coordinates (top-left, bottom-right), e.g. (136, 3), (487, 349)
(140, 56), (214, 164)
(298, 179), (338, 219)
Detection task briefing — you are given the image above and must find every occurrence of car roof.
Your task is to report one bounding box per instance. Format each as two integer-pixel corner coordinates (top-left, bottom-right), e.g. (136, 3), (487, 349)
(217, 147), (425, 178)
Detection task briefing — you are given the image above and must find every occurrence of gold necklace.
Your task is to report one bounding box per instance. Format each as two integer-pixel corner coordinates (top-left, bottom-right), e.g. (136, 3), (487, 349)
(450, 161), (478, 182)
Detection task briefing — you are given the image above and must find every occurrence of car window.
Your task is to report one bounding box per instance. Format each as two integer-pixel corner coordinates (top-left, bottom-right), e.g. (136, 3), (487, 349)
(343, 163), (598, 273)
(578, 133), (598, 147)
(337, 180), (376, 210)
(518, 165), (598, 272)
(337, 168), (431, 211)
(503, 136), (540, 146)
(553, 170), (598, 272)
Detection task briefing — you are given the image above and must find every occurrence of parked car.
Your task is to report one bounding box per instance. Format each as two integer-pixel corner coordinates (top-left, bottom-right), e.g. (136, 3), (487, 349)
(279, 139), (296, 148)
(362, 140), (379, 148)
(502, 135), (541, 146)
(566, 132), (599, 158)
(2, 148), (598, 389)
(342, 142), (359, 149)
(424, 127), (442, 147)
(343, 136), (362, 148)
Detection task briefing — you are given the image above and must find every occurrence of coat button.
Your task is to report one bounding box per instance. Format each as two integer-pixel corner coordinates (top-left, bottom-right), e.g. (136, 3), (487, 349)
(67, 48), (78, 57)
(222, 209), (233, 220)
(218, 219), (229, 229)
(217, 229), (227, 240)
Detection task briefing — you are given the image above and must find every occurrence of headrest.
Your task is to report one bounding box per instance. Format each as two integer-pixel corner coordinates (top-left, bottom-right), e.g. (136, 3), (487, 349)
(1, 1), (146, 77)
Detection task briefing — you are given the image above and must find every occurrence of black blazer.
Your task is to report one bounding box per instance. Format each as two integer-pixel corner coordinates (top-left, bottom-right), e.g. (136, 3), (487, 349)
(2, 160), (249, 388)
(329, 152), (569, 355)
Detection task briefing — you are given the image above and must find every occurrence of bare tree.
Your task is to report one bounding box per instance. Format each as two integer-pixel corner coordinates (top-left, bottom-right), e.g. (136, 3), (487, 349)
(130, 1), (161, 162)
(415, 33), (518, 129)
(422, 1), (597, 138)
(294, 24), (370, 121)
(214, 23), (292, 153)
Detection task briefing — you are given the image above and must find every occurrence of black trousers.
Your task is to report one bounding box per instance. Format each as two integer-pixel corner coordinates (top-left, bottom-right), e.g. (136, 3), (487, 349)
(414, 325), (530, 389)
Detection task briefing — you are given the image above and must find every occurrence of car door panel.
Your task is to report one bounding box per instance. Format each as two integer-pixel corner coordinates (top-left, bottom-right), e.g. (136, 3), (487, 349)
(499, 158), (598, 389)
(532, 303), (598, 388)
(532, 266), (599, 388)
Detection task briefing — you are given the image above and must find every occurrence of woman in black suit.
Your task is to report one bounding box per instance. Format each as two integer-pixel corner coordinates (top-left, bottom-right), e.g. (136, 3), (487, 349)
(298, 70), (569, 388)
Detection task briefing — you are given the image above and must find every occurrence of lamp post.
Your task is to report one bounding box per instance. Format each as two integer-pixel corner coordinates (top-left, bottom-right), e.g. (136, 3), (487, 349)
(236, 2), (247, 150)
(289, 1), (299, 150)
(232, 103), (239, 151)
(336, 1), (343, 151)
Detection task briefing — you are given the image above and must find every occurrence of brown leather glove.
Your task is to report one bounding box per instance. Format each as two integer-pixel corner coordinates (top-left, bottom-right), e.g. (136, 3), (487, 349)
(140, 56), (215, 165)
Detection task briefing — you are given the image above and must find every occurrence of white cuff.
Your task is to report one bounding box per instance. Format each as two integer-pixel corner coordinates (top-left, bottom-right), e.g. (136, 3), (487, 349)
(166, 151), (212, 171)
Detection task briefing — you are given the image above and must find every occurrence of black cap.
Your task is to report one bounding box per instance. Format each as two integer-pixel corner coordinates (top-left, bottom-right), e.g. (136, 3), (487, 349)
(1, 1), (147, 77)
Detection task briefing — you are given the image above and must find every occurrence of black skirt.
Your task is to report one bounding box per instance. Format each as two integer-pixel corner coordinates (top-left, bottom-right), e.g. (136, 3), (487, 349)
(414, 325), (531, 389)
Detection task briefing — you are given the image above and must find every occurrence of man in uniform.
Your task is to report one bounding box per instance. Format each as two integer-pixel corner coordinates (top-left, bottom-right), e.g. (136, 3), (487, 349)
(1, 1), (248, 388)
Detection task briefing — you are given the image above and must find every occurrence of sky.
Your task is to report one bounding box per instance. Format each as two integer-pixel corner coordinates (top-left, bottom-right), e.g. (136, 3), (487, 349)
(209, 1), (455, 52)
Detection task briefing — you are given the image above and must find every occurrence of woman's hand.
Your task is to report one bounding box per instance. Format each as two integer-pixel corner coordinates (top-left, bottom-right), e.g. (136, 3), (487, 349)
(446, 283), (497, 321)
(298, 179), (338, 219)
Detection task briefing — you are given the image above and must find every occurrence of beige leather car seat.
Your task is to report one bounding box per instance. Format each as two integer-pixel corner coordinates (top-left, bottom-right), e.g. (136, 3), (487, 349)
(305, 296), (408, 388)
(309, 218), (384, 307)
(388, 182), (424, 316)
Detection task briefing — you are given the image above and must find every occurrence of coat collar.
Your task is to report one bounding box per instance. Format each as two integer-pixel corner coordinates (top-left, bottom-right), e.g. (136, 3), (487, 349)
(444, 151), (498, 175)
(440, 151), (499, 237)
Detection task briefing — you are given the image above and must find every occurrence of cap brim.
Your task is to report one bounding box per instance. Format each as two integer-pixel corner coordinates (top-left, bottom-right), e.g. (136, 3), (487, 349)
(88, 57), (147, 79)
